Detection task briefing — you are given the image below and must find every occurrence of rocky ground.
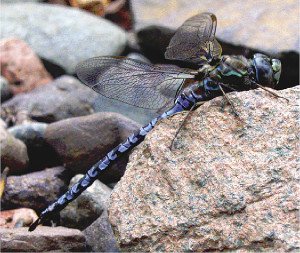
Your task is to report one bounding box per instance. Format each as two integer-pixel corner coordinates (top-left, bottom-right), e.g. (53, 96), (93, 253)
(0, 0), (299, 252)
(109, 86), (300, 252)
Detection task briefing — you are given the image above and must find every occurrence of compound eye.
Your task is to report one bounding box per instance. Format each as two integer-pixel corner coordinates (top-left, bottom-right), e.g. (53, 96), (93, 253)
(253, 53), (269, 60)
(253, 55), (274, 87)
(271, 59), (281, 72)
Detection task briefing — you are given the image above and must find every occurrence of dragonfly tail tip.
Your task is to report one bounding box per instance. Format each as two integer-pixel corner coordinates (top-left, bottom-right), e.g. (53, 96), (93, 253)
(28, 217), (41, 232)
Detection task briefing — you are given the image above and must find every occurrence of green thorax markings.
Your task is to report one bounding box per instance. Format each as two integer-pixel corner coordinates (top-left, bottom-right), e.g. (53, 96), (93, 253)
(214, 55), (251, 79)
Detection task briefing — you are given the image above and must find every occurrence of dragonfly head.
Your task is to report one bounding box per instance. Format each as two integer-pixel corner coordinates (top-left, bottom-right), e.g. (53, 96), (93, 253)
(252, 53), (281, 88)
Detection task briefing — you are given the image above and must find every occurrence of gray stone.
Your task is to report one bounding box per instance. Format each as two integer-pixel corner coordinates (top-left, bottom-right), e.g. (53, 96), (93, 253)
(132, 0), (299, 55)
(84, 210), (119, 252)
(0, 3), (127, 73)
(109, 86), (299, 252)
(8, 122), (59, 169)
(1, 75), (98, 123)
(9, 122), (48, 141)
(44, 112), (140, 183)
(0, 123), (29, 174)
(0, 75), (12, 102)
(1, 167), (68, 211)
(1, 75), (155, 125)
(60, 174), (112, 230)
(0, 226), (86, 252)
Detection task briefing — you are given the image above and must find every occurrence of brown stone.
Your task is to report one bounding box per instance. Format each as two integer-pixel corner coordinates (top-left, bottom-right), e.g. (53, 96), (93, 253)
(109, 86), (299, 252)
(0, 38), (52, 94)
(45, 112), (141, 182)
(1, 167), (68, 211)
(0, 226), (86, 252)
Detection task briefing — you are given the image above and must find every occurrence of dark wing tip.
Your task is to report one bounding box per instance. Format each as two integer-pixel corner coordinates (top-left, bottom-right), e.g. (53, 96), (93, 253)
(202, 12), (217, 21)
(164, 12), (219, 65)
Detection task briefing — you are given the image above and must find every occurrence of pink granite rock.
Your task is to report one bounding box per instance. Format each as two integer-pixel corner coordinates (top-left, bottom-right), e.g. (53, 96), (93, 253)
(109, 86), (299, 252)
(0, 38), (52, 94)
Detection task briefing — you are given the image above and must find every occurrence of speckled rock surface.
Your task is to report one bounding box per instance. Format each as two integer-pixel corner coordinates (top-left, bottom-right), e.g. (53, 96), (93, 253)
(0, 226), (86, 252)
(132, 0), (299, 54)
(109, 86), (299, 252)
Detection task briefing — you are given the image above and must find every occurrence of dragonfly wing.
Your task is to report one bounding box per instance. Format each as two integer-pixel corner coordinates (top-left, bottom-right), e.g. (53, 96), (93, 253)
(76, 57), (195, 110)
(165, 12), (222, 65)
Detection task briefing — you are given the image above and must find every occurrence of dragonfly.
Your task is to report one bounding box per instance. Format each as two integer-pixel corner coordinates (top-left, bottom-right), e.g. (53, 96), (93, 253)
(29, 12), (282, 231)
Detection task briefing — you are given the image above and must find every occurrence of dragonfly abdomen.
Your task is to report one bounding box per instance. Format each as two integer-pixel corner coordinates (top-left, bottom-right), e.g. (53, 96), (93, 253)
(29, 93), (200, 231)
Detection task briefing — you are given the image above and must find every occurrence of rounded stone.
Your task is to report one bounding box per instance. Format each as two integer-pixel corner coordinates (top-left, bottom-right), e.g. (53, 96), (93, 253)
(0, 125), (29, 174)
(0, 3), (127, 73)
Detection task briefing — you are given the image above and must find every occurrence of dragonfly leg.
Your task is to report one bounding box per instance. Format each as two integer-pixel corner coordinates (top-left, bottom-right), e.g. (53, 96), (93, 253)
(255, 83), (289, 102)
(218, 83), (240, 118)
(170, 104), (196, 150)
(218, 82), (237, 92)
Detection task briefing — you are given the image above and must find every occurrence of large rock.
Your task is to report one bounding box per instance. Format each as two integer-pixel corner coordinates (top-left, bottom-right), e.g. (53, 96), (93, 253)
(0, 3), (127, 73)
(60, 174), (112, 230)
(0, 226), (86, 252)
(1, 167), (68, 211)
(0, 38), (53, 94)
(84, 210), (119, 252)
(109, 86), (299, 252)
(45, 112), (140, 182)
(0, 123), (29, 174)
(132, 0), (299, 55)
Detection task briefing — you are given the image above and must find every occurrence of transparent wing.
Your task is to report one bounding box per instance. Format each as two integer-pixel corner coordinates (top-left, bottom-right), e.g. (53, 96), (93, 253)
(165, 12), (222, 65)
(76, 57), (195, 110)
